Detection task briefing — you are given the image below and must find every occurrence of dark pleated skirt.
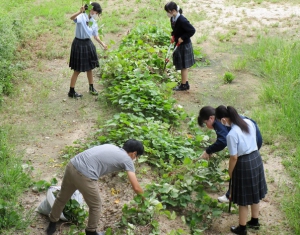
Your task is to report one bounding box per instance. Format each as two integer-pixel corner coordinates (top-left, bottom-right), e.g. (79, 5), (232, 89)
(69, 38), (99, 72)
(231, 150), (268, 206)
(172, 42), (195, 70)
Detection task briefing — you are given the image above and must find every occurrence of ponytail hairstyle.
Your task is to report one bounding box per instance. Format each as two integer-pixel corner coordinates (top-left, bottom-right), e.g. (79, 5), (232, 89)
(164, 1), (183, 14)
(198, 106), (215, 127)
(215, 105), (249, 133)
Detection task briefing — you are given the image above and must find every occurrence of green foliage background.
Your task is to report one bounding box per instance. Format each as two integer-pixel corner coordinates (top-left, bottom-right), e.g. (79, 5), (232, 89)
(0, 129), (32, 231)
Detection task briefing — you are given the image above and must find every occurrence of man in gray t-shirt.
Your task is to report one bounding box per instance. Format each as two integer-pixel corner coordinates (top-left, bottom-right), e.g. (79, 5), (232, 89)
(46, 139), (144, 235)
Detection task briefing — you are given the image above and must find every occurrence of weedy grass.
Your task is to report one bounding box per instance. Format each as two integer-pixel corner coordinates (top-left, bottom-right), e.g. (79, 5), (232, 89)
(0, 129), (33, 233)
(196, 32), (208, 44)
(230, 35), (300, 234)
(223, 71), (235, 84)
(0, 0), (101, 145)
(0, 0), (105, 232)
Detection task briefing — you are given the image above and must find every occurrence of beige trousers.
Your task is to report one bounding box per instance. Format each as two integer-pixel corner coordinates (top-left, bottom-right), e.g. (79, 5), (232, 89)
(49, 162), (101, 232)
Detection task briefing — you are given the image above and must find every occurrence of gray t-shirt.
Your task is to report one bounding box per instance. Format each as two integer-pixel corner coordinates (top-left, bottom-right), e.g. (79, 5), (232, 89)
(71, 144), (135, 180)
(226, 119), (258, 156)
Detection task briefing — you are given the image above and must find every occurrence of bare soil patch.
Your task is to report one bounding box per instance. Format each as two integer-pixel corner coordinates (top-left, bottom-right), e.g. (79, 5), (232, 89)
(2, 0), (299, 234)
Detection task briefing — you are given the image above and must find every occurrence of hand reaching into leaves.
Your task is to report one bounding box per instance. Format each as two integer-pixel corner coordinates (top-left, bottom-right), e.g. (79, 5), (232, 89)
(101, 43), (108, 50)
(200, 151), (210, 160)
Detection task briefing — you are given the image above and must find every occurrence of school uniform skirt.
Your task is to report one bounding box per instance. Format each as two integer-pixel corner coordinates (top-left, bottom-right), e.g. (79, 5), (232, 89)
(172, 42), (195, 70)
(69, 37), (99, 72)
(231, 150), (267, 206)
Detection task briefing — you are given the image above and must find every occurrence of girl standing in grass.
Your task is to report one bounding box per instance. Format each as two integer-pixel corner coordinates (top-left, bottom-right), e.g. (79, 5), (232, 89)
(215, 105), (267, 235)
(164, 1), (196, 91)
(68, 2), (107, 98)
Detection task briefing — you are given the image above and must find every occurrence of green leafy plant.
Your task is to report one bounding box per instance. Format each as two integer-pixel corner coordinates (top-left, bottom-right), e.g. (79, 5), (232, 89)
(58, 21), (227, 234)
(63, 199), (88, 227)
(32, 178), (58, 192)
(167, 229), (189, 235)
(0, 200), (22, 229)
(118, 195), (162, 234)
(145, 156), (227, 232)
(223, 71), (235, 84)
(62, 224), (85, 235)
(104, 78), (183, 124)
(94, 113), (205, 164)
(52, 191), (88, 230)
(192, 45), (209, 67)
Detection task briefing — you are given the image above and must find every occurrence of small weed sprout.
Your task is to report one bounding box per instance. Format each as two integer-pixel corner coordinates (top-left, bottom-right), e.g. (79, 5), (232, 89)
(223, 72), (235, 84)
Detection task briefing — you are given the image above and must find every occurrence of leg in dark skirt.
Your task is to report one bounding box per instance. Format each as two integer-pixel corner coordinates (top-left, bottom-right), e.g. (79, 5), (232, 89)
(232, 151), (267, 206)
(68, 70), (82, 98)
(173, 43), (194, 91)
(68, 38), (100, 97)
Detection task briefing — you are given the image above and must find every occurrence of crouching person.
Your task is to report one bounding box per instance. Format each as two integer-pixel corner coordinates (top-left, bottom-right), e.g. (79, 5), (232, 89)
(46, 139), (144, 235)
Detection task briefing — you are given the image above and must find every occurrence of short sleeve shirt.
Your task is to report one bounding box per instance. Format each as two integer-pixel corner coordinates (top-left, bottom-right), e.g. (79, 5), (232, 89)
(71, 144), (135, 180)
(226, 119), (258, 156)
(74, 13), (99, 39)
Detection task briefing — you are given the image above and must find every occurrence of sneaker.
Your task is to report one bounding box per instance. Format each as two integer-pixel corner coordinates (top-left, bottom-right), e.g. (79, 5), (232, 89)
(89, 87), (98, 96)
(186, 83), (190, 90)
(46, 221), (56, 235)
(173, 84), (188, 91)
(68, 91), (83, 98)
(218, 194), (229, 203)
(230, 225), (247, 235)
(246, 221), (260, 230)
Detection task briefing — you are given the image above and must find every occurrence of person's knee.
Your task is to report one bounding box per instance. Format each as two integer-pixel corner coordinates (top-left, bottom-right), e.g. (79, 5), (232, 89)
(90, 202), (101, 211)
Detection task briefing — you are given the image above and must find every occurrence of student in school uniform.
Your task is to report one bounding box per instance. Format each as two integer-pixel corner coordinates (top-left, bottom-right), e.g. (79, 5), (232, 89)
(215, 105), (267, 235)
(68, 2), (107, 98)
(164, 1), (196, 91)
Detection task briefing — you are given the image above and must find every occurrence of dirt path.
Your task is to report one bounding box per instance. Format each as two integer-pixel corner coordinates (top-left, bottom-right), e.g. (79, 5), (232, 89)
(2, 0), (299, 234)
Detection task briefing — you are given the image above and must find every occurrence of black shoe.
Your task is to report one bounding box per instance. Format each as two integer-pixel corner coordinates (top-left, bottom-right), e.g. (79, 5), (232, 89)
(173, 84), (188, 91)
(246, 221), (260, 230)
(68, 91), (83, 98)
(85, 230), (105, 235)
(89, 87), (98, 96)
(46, 222), (56, 235)
(230, 225), (247, 235)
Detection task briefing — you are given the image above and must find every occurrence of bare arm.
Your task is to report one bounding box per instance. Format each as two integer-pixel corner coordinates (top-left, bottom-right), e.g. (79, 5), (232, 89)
(228, 155), (238, 178)
(127, 171), (143, 194)
(93, 35), (108, 50)
(70, 6), (85, 20)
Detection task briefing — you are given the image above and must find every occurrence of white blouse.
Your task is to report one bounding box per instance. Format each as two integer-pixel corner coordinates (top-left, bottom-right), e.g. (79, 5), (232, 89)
(226, 119), (258, 156)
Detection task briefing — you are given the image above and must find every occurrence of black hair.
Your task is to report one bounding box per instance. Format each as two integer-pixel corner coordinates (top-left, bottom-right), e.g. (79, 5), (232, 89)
(215, 105), (249, 133)
(91, 2), (102, 14)
(123, 139), (144, 156)
(198, 106), (215, 127)
(164, 1), (183, 14)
